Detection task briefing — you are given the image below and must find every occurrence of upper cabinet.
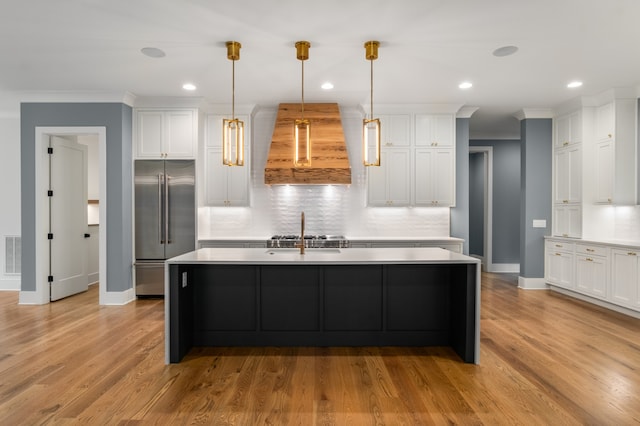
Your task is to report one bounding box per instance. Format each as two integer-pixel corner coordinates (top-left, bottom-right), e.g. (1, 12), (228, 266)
(204, 114), (250, 207)
(593, 99), (636, 205)
(134, 108), (198, 159)
(379, 114), (411, 147)
(415, 114), (454, 147)
(554, 111), (582, 148)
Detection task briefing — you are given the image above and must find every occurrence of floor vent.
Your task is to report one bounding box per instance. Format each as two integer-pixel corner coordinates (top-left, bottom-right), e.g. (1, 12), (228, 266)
(5, 236), (21, 275)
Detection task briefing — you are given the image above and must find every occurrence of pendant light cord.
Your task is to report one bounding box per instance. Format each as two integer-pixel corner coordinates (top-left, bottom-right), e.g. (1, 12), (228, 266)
(232, 59), (235, 120)
(301, 59), (305, 119)
(370, 57), (374, 119)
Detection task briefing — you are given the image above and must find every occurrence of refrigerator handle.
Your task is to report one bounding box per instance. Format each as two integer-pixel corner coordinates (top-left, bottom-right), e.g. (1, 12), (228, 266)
(158, 174), (164, 244)
(166, 174), (171, 244)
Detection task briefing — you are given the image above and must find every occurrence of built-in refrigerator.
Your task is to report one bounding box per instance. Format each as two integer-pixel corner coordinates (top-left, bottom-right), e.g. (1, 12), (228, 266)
(134, 160), (195, 296)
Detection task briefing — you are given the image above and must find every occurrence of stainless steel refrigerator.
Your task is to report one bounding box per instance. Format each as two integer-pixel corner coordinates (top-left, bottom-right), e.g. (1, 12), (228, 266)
(134, 160), (195, 296)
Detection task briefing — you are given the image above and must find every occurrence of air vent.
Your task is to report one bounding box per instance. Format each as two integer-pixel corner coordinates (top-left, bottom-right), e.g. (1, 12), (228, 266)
(5, 236), (21, 275)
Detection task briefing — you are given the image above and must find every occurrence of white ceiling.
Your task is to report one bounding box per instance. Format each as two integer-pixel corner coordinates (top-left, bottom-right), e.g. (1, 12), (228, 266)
(2, 0), (640, 139)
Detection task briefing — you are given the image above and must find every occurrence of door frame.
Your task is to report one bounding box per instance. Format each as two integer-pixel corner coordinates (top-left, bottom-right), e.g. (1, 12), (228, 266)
(32, 126), (107, 304)
(469, 146), (493, 272)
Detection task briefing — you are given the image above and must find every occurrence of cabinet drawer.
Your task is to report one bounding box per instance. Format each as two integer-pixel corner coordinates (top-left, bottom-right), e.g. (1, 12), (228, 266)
(576, 244), (608, 257)
(545, 240), (574, 253)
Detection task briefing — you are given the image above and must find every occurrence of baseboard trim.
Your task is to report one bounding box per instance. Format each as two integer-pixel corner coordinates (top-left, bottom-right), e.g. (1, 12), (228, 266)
(518, 276), (548, 290)
(549, 285), (640, 319)
(88, 272), (99, 285)
(489, 263), (520, 273)
(100, 287), (136, 305)
(19, 290), (47, 305)
(0, 279), (20, 291)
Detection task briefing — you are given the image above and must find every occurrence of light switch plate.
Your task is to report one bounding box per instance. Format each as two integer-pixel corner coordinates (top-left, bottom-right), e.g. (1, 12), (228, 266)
(532, 219), (546, 228)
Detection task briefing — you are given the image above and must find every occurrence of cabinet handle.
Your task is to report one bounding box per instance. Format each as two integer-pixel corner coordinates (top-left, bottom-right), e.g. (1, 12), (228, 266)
(432, 142), (438, 146)
(562, 200), (569, 204)
(608, 133), (612, 138)
(555, 253), (562, 256)
(586, 248), (595, 252)
(555, 244), (563, 248)
(563, 141), (569, 146)
(386, 142), (393, 146)
(628, 252), (637, 256)
(586, 258), (593, 262)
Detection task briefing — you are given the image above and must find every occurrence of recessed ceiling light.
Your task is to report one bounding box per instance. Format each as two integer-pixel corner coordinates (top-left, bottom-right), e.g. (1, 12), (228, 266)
(141, 47), (166, 58)
(182, 83), (196, 91)
(492, 45), (518, 57)
(321, 82), (334, 90)
(458, 81), (473, 89)
(567, 81), (583, 89)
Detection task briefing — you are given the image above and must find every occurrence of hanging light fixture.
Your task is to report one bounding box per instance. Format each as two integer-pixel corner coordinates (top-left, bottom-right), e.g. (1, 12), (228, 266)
(294, 41), (311, 167)
(363, 40), (381, 167)
(222, 41), (244, 166)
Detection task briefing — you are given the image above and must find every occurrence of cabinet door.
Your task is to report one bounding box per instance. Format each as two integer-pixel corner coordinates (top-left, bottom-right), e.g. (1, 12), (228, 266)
(381, 114), (411, 147)
(552, 205), (581, 238)
(226, 162), (249, 205)
(610, 249), (639, 308)
(367, 149), (410, 206)
(596, 102), (614, 142)
(415, 148), (454, 207)
(415, 114), (454, 147)
(575, 255), (607, 299)
(554, 145), (582, 204)
(594, 140), (614, 203)
(545, 250), (574, 288)
(136, 111), (164, 158)
(205, 148), (229, 205)
(555, 114), (571, 148)
(165, 110), (196, 158)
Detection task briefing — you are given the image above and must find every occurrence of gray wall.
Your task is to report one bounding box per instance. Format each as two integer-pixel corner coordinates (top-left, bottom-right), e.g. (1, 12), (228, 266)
(468, 152), (484, 256)
(20, 103), (133, 292)
(470, 139), (521, 264)
(450, 118), (470, 255)
(519, 119), (552, 278)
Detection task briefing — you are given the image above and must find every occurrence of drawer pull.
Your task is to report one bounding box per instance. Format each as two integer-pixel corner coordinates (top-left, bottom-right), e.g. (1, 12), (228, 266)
(555, 244), (563, 248)
(628, 252), (637, 256)
(555, 253), (562, 256)
(586, 248), (595, 252)
(586, 258), (593, 262)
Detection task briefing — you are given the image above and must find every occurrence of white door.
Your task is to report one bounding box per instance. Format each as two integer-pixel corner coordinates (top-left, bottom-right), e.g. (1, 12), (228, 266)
(49, 136), (89, 301)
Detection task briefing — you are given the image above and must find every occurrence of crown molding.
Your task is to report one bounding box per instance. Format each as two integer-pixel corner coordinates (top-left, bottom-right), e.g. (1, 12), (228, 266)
(456, 106), (479, 118)
(513, 108), (554, 121)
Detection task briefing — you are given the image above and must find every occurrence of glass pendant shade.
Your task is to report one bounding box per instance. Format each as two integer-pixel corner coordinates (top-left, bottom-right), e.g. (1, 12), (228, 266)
(222, 118), (244, 166)
(222, 41), (244, 166)
(363, 118), (381, 166)
(294, 118), (311, 166)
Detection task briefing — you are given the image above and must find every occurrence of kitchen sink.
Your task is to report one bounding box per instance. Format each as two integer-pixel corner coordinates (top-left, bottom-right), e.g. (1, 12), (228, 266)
(265, 248), (341, 254)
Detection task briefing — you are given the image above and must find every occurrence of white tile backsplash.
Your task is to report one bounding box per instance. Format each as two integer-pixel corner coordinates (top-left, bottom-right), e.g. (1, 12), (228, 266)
(197, 105), (450, 239)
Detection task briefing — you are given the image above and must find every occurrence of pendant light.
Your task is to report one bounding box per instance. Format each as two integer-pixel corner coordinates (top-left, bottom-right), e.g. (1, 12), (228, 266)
(222, 41), (244, 166)
(363, 40), (381, 166)
(294, 41), (311, 167)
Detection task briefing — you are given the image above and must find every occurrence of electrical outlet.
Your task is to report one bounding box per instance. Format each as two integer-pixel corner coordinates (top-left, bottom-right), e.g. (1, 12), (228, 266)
(182, 271), (188, 288)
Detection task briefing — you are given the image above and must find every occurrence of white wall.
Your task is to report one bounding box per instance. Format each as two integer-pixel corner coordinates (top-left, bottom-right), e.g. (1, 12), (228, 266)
(197, 105), (450, 239)
(0, 104), (21, 290)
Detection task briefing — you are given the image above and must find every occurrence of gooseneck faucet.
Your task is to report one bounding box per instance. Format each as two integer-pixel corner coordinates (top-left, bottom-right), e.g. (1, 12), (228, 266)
(296, 211), (305, 255)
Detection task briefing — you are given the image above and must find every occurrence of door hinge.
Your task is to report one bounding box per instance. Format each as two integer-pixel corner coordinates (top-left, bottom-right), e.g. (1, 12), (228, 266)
(48, 275), (53, 282)
(47, 190), (53, 197)
(47, 147), (53, 154)
(48, 233), (53, 240)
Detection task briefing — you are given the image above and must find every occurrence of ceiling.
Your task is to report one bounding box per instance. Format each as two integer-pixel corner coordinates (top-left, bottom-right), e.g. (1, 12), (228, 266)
(2, 0), (640, 139)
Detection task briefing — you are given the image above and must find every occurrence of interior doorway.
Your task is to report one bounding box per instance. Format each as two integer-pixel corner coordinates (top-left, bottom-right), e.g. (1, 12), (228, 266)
(34, 127), (107, 304)
(469, 146), (493, 271)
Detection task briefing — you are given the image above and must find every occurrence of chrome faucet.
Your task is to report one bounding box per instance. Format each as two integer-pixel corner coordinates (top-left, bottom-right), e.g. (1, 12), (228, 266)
(295, 211), (305, 254)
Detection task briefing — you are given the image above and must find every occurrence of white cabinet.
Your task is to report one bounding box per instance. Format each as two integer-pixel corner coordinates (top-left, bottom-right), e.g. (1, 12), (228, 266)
(134, 109), (197, 159)
(367, 149), (411, 206)
(545, 240), (575, 289)
(554, 112), (582, 148)
(610, 249), (640, 309)
(379, 114), (411, 147)
(553, 205), (582, 238)
(414, 148), (454, 206)
(415, 114), (454, 147)
(593, 100), (636, 204)
(575, 244), (608, 299)
(554, 144), (582, 204)
(204, 114), (250, 206)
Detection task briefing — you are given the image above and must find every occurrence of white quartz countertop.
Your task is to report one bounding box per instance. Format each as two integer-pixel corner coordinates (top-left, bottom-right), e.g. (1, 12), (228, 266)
(545, 236), (640, 250)
(168, 247), (479, 265)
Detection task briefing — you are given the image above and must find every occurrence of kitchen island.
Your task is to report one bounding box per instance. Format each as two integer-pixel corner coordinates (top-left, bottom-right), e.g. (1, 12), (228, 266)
(165, 247), (480, 364)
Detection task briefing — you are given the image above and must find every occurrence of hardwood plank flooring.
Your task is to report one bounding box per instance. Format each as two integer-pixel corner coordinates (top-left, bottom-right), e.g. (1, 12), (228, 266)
(0, 273), (639, 425)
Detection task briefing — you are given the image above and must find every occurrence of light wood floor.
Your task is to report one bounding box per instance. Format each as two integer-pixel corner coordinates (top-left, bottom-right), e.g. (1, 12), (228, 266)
(0, 273), (639, 425)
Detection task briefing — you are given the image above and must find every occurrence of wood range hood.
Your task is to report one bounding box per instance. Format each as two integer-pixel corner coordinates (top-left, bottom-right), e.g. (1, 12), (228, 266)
(265, 103), (352, 185)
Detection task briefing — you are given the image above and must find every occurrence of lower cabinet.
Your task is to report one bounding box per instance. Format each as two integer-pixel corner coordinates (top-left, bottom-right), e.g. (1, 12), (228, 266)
(545, 239), (640, 314)
(610, 249), (640, 310)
